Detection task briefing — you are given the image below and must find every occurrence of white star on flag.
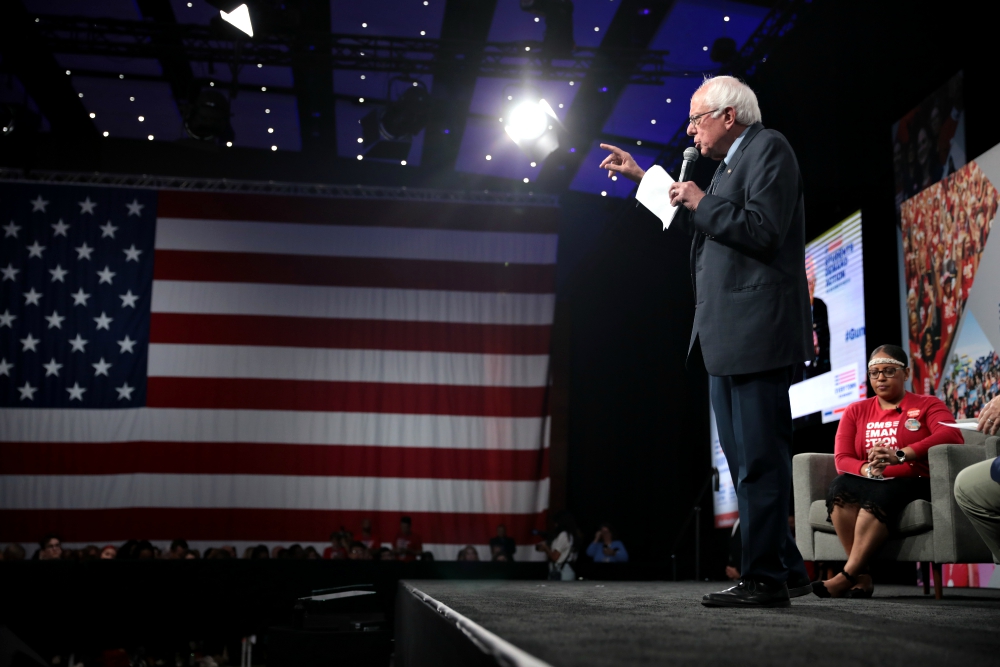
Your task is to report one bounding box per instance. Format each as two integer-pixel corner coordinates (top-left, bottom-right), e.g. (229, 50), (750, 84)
(123, 244), (142, 262)
(51, 219), (70, 236)
(93, 312), (113, 330)
(66, 382), (87, 401)
(1, 264), (18, 281)
(116, 382), (135, 400)
(119, 290), (139, 308)
(69, 334), (88, 353)
(126, 199), (144, 216)
(23, 288), (42, 305)
(45, 310), (66, 329)
(92, 358), (112, 376)
(78, 197), (97, 214)
(43, 358), (63, 377)
(27, 241), (45, 258)
(71, 288), (91, 306)
(49, 264), (68, 282)
(3, 221), (20, 238)
(117, 335), (137, 353)
(30, 195), (48, 212)
(20, 333), (40, 352)
(18, 382), (37, 401)
(0, 310), (15, 327)
(97, 266), (116, 284)
(75, 242), (94, 260)
(0, 358), (12, 376)
(99, 221), (118, 238)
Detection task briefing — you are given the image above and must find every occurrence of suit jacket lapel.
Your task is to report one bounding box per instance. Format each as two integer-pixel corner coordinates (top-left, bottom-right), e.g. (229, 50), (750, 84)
(715, 122), (764, 193)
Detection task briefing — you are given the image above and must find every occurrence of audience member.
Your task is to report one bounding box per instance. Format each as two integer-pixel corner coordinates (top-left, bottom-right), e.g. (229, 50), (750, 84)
(377, 547), (396, 561)
(3, 543), (26, 561)
(813, 345), (956, 598)
(271, 545), (285, 559)
(492, 552), (509, 562)
(456, 545), (480, 561)
(250, 544), (269, 559)
(358, 518), (381, 550)
(168, 539), (189, 559)
(37, 534), (62, 561)
(304, 546), (321, 560)
(585, 523), (629, 563)
(323, 531), (347, 559)
(184, 549), (200, 560)
(100, 545), (117, 560)
(535, 511), (579, 581)
(393, 516), (423, 562)
(346, 541), (370, 560)
(286, 544), (306, 560)
(79, 545), (101, 561)
(489, 524), (516, 561)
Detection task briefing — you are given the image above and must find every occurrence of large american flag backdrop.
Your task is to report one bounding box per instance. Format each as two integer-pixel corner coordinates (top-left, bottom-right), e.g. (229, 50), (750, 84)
(0, 181), (556, 559)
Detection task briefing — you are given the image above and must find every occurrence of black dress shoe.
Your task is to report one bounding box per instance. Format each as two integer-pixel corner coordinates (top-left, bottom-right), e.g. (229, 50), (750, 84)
(787, 575), (813, 598)
(702, 578), (791, 608)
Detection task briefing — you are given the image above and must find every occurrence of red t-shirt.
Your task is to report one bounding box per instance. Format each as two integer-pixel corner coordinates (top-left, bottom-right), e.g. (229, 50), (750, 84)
(834, 392), (961, 478)
(358, 534), (381, 550)
(394, 532), (423, 561)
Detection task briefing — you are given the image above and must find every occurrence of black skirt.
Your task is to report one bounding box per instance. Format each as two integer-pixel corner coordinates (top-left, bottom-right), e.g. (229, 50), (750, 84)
(826, 474), (931, 525)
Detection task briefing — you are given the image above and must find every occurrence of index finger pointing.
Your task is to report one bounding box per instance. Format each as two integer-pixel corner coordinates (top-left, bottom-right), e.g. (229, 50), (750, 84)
(599, 143), (624, 157)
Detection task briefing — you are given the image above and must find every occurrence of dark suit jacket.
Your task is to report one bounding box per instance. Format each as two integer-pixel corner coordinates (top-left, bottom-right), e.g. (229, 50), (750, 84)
(685, 122), (812, 376)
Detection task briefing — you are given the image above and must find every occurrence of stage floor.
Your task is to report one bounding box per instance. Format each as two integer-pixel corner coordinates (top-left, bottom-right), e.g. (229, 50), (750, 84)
(404, 580), (1000, 667)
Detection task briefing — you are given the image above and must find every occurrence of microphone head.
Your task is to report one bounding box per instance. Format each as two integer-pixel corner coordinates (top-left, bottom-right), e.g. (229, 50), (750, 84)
(683, 147), (700, 163)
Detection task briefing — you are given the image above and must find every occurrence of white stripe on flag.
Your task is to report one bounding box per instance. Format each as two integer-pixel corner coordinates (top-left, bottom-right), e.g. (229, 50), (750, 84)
(0, 408), (550, 450)
(155, 219), (559, 265)
(147, 344), (550, 387)
(151, 281), (556, 325)
(0, 474), (550, 514)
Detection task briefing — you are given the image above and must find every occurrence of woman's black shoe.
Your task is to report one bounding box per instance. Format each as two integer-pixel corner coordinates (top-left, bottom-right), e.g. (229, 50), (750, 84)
(811, 568), (857, 598)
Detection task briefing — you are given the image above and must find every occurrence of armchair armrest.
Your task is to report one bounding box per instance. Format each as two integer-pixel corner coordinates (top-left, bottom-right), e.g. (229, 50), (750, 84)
(793, 453), (837, 560)
(929, 443), (993, 564)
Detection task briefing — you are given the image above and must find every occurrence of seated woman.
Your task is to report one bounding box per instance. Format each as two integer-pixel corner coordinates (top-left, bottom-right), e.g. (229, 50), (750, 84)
(814, 344), (957, 598)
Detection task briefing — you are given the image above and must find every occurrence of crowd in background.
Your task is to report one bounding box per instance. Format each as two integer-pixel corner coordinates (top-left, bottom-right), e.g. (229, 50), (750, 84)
(1, 513), (629, 568)
(901, 160), (997, 394)
(939, 351), (1000, 419)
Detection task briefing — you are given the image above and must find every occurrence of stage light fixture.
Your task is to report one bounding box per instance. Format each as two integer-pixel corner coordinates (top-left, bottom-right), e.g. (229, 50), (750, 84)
(220, 3), (253, 36)
(520, 0), (574, 57)
(360, 79), (430, 161)
(503, 94), (562, 163)
(183, 89), (234, 143)
(710, 37), (737, 64)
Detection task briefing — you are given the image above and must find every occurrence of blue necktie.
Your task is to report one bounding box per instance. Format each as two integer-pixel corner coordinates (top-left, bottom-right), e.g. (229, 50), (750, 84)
(708, 160), (727, 195)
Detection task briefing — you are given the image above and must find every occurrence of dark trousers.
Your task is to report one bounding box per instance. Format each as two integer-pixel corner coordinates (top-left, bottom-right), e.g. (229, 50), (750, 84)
(710, 365), (807, 585)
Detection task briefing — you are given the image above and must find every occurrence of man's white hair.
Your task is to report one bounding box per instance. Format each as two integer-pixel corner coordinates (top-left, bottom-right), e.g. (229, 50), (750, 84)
(695, 76), (762, 126)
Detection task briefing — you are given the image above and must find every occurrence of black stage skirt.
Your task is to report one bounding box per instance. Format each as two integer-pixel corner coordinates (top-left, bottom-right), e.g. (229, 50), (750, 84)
(826, 474), (931, 525)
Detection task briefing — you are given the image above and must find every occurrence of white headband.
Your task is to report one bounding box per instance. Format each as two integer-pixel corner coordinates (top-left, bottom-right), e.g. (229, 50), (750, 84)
(868, 357), (905, 368)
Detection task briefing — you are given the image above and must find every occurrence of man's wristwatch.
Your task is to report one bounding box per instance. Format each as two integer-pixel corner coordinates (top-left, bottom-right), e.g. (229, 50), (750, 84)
(895, 450), (907, 464)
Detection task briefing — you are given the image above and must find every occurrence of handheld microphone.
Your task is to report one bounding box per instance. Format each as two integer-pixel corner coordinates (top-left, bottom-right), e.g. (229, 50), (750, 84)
(678, 147), (699, 183)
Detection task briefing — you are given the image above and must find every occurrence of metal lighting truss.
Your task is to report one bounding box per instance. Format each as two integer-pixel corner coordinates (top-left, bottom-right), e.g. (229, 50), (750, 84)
(0, 167), (559, 206)
(30, 15), (686, 85)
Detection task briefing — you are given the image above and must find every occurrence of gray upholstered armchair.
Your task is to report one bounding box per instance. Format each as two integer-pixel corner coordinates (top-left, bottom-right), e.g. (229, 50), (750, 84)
(793, 424), (999, 599)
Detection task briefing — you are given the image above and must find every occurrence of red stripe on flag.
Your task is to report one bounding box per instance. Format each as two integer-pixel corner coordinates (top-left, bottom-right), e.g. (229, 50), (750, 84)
(149, 314), (552, 354)
(0, 508), (548, 545)
(157, 191), (560, 233)
(0, 442), (549, 480)
(153, 250), (556, 294)
(146, 378), (549, 416)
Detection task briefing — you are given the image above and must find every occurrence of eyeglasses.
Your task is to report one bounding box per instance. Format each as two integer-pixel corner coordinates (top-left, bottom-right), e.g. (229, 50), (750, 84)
(688, 109), (719, 127)
(867, 366), (904, 379)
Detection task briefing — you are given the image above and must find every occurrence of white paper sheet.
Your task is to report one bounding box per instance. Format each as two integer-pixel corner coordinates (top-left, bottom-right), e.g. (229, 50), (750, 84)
(939, 422), (983, 431)
(635, 165), (679, 230)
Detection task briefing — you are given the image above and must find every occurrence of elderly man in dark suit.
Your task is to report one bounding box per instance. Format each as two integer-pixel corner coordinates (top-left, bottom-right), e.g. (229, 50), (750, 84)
(600, 76), (813, 607)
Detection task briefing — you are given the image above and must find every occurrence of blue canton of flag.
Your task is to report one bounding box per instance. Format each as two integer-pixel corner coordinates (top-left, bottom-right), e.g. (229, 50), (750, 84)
(0, 183), (156, 407)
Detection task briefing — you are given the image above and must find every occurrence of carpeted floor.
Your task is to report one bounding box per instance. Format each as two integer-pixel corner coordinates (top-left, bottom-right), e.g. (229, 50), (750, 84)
(406, 580), (1000, 667)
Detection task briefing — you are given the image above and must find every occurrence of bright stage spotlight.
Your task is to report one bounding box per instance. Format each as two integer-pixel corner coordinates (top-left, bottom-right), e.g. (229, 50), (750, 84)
(205, 1), (254, 37)
(504, 97), (561, 162)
